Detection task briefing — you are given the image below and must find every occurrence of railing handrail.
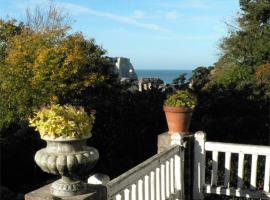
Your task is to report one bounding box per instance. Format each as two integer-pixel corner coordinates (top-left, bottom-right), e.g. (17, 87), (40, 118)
(205, 141), (270, 155)
(106, 145), (180, 196)
(194, 132), (270, 199)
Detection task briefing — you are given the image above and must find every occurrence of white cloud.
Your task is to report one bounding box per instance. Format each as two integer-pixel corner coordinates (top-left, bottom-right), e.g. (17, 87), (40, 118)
(60, 3), (168, 32)
(106, 27), (128, 33)
(153, 34), (220, 41)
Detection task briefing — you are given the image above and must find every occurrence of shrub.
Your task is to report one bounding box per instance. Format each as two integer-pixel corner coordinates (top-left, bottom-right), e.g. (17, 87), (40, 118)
(164, 91), (196, 108)
(29, 104), (95, 139)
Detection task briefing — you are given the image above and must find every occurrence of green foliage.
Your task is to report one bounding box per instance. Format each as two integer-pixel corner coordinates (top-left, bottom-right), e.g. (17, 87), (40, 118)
(189, 66), (213, 91)
(165, 91), (196, 108)
(0, 19), (24, 62)
(188, 1), (270, 146)
(221, 0), (270, 67)
(172, 73), (187, 85)
(29, 104), (95, 139)
(0, 17), (113, 129)
(208, 64), (254, 90)
(209, 0), (270, 90)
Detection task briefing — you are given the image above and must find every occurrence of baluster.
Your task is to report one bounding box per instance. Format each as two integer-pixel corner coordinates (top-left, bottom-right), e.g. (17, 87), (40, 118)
(161, 163), (165, 200)
(174, 154), (181, 191)
(211, 151), (219, 186)
(135, 180), (139, 200)
(170, 157), (175, 194)
(250, 154), (258, 190)
(137, 179), (143, 200)
(237, 153), (245, 189)
(179, 147), (185, 196)
(129, 185), (134, 200)
(142, 176), (146, 200)
(115, 193), (122, 200)
(144, 175), (150, 200)
(165, 160), (170, 198)
(121, 190), (127, 200)
(264, 155), (270, 192)
(124, 188), (130, 200)
(150, 171), (155, 200)
(155, 167), (161, 200)
(224, 152), (231, 188)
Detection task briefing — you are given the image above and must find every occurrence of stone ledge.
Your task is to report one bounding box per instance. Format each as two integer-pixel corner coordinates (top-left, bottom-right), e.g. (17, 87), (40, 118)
(25, 183), (106, 200)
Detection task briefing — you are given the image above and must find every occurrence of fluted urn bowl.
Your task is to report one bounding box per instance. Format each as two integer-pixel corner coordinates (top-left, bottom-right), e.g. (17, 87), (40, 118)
(34, 134), (99, 197)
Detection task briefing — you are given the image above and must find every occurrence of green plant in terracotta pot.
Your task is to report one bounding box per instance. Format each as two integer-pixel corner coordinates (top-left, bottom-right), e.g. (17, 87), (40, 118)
(163, 90), (196, 135)
(29, 104), (99, 197)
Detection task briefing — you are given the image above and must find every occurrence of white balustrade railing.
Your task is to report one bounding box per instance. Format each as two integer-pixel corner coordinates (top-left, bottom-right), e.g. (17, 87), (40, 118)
(106, 145), (184, 200)
(193, 131), (270, 199)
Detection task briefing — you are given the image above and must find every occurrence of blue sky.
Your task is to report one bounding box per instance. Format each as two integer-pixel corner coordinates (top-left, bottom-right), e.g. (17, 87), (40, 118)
(0, 0), (240, 69)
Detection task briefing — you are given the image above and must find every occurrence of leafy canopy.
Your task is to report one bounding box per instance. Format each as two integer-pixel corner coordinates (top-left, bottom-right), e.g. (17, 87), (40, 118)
(209, 0), (270, 90)
(0, 7), (114, 129)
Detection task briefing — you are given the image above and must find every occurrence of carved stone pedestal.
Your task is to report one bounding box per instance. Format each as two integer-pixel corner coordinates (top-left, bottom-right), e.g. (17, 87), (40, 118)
(25, 183), (106, 200)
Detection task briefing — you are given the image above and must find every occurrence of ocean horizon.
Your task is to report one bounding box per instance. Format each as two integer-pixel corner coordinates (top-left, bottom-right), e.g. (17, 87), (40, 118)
(136, 69), (192, 84)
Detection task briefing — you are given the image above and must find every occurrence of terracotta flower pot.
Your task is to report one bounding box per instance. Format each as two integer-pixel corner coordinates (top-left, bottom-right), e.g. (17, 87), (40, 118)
(163, 105), (193, 135)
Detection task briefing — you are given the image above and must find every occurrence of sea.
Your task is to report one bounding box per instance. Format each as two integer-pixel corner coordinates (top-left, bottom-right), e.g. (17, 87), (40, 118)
(136, 69), (192, 84)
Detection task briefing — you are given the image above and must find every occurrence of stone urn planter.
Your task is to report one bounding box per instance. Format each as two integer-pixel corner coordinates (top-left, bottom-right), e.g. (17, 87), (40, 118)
(29, 104), (98, 197)
(34, 135), (99, 196)
(164, 91), (196, 135)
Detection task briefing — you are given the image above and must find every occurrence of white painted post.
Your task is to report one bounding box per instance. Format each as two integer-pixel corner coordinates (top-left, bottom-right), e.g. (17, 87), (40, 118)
(171, 133), (185, 200)
(193, 131), (206, 200)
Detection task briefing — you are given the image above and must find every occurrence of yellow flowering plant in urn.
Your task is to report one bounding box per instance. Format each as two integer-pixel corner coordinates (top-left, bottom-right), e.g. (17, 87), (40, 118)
(29, 104), (99, 197)
(29, 104), (95, 139)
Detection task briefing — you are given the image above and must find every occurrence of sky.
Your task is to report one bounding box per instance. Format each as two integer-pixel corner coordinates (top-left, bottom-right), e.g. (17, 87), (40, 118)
(0, 0), (240, 69)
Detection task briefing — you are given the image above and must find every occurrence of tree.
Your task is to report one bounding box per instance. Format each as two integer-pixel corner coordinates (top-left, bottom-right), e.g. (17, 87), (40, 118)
(221, 0), (270, 67)
(209, 0), (270, 89)
(189, 66), (213, 91)
(189, 1), (270, 145)
(0, 19), (24, 63)
(0, 8), (114, 129)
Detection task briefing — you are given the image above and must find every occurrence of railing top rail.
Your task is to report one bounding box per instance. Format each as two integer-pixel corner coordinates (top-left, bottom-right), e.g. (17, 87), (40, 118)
(106, 145), (180, 195)
(205, 141), (270, 155)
